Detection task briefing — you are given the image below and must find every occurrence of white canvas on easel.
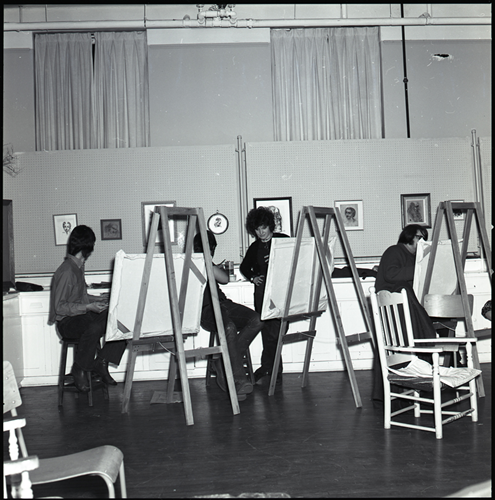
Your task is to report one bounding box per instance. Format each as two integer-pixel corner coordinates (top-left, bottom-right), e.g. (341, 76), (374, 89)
(413, 238), (461, 300)
(105, 250), (206, 341)
(261, 237), (336, 321)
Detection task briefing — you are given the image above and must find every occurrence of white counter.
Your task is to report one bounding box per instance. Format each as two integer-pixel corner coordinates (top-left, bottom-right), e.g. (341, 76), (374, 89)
(4, 264), (491, 387)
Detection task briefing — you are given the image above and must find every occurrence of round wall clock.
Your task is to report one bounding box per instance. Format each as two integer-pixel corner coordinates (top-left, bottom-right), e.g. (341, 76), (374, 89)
(207, 212), (229, 235)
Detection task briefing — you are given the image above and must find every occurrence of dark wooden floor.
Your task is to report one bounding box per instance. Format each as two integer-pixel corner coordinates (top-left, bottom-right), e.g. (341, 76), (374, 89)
(5, 364), (491, 498)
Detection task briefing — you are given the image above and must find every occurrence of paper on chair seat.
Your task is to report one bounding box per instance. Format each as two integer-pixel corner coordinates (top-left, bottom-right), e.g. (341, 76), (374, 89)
(389, 357), (481, 388)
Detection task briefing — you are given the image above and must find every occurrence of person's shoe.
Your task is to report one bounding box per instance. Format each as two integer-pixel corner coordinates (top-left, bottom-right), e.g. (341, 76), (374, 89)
(70, 363), (90, 393)
(254, 367), (283, 385)
(93, 357), (117, 386)
(254, 366), (270, 384)
(213, 359), (227, 392)
(236, 393), (247, 402)
(236, 380), (254, 395)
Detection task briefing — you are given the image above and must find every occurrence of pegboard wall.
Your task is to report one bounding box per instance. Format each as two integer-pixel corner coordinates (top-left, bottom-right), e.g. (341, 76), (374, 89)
(4, 137), (486, 276)
(244, 137), (478, 260)
(4, 145), (238, 274)
(479, 137), (492, 241)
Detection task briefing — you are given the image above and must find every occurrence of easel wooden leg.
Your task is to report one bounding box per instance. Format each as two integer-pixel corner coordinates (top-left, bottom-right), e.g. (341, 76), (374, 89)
(313, 207), (363, 408)
(268, 320), (286, 397)
(174, 344), (194, 425)
(337, 333), (362, 408)
(301, 335), (315, 388)
(121, 344), (138, 414)
(166, 353), (182, 403)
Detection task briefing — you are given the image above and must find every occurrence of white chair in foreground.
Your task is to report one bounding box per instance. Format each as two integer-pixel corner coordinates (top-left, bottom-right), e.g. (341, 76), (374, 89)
(4, 415), (39, 499)
(369, 287), (481, 439)
(3, 361), (127, 498)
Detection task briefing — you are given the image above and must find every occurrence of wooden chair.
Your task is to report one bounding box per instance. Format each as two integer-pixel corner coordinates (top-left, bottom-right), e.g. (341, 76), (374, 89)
(56, 325), (109, 407)
(423, 293), (475, 366)
(369, 287), (481, 439)
(3, 361), (127, 498)
(4, 416), (39, 499)
(204, 330), (255, 387)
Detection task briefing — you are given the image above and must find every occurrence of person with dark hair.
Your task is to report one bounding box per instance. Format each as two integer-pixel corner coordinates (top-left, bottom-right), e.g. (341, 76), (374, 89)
(240, 206), (289, 384)
(372, 224), (436, 401)
(375, 224), (429, 293)
(48, 225), (126, 393)
(194, 230), (263, 400)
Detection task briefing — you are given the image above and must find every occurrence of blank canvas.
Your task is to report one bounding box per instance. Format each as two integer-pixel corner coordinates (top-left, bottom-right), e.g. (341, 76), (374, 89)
(413, 239), (460, 300)
(105, 250), (206, 341)
(261, 237), (336, 320)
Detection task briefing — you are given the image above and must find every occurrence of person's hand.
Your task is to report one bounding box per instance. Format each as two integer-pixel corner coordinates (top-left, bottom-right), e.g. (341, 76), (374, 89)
(87, 301), (108, 313)
(252, 275), (264, 286)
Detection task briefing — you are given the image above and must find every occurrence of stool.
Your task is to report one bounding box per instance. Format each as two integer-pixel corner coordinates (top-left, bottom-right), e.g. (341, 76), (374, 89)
(205, 330), (255, 386)
(57, 336), (109, 407)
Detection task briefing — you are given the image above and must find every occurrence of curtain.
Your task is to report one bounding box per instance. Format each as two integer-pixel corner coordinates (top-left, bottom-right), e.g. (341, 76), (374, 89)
(34, 31), (150, 151)
(35, 33), (94, 151)
(271, 27), (383, 142)
(93, 32), (150, 148)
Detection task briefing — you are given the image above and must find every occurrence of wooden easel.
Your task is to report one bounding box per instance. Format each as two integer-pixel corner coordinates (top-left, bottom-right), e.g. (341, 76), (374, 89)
(268, 206), (375, 408)
(421, 201), (492, 398)
(120, 206), (240, 425)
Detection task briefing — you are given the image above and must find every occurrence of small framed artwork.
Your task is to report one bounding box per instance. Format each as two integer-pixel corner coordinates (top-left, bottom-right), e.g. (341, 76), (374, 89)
(142, 201), (176, 247)
(100, 219), (122, 240)
(254, 197), (293, 237)
(53, 213), (77, 246)
(401, 193), (431, 228)
(451, 200), (465, 221)
(208, 212), (229, 235)
(334, 200), (364, 231)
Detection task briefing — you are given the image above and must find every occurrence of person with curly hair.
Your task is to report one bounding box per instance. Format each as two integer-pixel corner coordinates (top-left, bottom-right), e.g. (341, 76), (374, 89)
(240, 206), (289, 384)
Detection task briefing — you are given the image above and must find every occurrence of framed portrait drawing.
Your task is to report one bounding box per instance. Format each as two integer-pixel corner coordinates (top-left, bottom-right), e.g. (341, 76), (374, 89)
(208, 212), (229, 235)
(401, 193), (431, 228)
(253, 197), (293, 237)
(101, 219), (122, 240)
(53, 213), (77, 246)
(141, 201), (176, 247)
(334, 200), (363, 231)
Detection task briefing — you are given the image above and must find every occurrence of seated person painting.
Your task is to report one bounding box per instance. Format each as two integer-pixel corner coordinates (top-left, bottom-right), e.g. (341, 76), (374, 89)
(372, 224), (437, 400)
(194, 230), (263, 401)
(48, 225), (126, 393)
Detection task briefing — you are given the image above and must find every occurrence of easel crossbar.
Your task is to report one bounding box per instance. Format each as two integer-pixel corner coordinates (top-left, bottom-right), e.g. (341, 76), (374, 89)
(282, 331), (317, 345)
(338, 332), (373, 345)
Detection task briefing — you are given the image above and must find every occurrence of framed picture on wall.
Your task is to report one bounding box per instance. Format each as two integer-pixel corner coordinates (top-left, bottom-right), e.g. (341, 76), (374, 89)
(141, 201), (176, 247)
(334, 200), (364, 231)
(401, 193), (431, 228)
(254, 197), (293, 237)
(207, 212), (229, 235)
(53, 213), (78, 246)
(100, 219), (122, 240)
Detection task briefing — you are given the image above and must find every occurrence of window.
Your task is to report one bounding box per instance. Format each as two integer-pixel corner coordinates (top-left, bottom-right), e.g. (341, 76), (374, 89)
(34, 31), (150, 151)
(271, 27), (383, 141)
